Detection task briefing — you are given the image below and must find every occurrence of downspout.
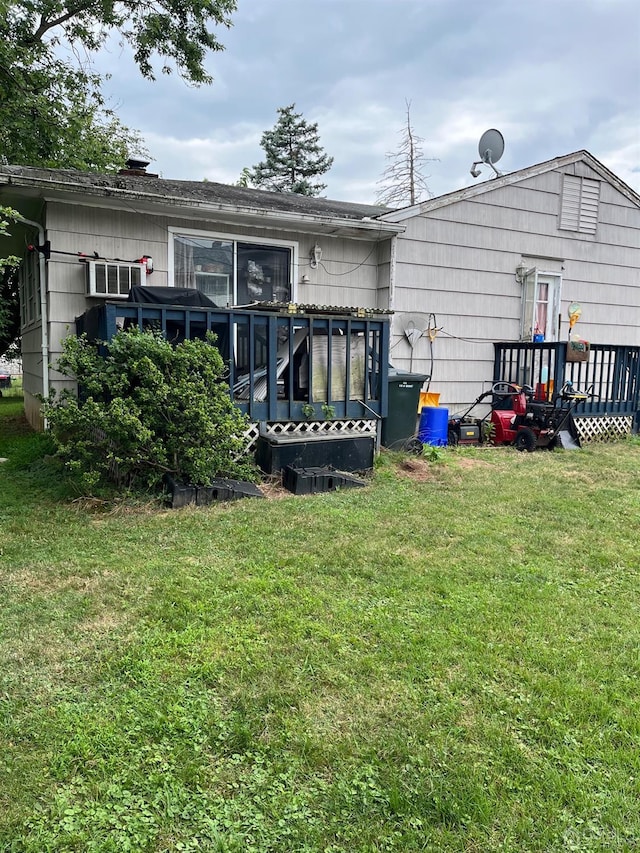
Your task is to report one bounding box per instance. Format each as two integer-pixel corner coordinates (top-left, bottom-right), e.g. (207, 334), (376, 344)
(17, 215), (49, 426)
(379, 234), (398, 454)
(388, 234), (397, 311)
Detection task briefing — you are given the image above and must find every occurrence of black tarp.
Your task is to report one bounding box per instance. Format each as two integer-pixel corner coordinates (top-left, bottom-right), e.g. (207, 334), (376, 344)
(125, 286), (230, 357)
(127, 285), (218, 308)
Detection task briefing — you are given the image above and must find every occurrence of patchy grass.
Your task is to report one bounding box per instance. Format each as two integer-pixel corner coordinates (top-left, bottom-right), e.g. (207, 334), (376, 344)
(1, 398), (639, 851)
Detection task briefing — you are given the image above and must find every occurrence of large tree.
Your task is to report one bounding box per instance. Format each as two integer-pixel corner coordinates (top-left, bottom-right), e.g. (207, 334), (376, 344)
(376, 101), (438, 207)
(0, 0), (236, 357)
(246, 104), (334, 196)
(0, 0), (236, 168)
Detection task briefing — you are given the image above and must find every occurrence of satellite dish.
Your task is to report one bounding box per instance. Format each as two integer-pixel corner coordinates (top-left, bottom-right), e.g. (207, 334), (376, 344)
(403, 320), (423, 349)
(478, 129), (505, 165)
(470, 129), (505, 179)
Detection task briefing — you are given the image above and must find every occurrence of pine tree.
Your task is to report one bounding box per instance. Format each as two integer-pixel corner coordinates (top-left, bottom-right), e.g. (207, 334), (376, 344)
(247, 104), (334, 196)
(376, 101), (438, 207)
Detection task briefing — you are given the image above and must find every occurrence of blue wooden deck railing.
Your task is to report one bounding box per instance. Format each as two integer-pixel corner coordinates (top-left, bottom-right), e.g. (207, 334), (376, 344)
(76, 302), (390, 423)
(493, 341), (640, 429)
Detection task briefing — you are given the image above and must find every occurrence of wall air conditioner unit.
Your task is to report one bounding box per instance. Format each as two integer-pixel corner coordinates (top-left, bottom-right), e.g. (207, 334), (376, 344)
(85, 259), (146, 298)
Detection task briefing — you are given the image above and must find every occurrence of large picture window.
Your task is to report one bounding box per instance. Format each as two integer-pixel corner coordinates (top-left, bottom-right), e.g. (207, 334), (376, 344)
(170, 230), (295, 307)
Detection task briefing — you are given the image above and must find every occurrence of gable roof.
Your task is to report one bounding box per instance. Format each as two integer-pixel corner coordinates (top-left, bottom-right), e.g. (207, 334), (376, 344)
(0, 165), (403, 239)
(2, 150), (637, 237)
(379, 150), (640, 222)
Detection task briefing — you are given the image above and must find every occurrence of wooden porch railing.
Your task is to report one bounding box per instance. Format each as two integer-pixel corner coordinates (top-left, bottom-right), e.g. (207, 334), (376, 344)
(493, 341), (640, 429)
(76, 302), (390, 423)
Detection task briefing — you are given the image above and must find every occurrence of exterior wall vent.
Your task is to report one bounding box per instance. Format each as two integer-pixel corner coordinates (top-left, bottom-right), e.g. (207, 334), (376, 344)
(85, 260), (145, 298)
(559, 174), (600, 234)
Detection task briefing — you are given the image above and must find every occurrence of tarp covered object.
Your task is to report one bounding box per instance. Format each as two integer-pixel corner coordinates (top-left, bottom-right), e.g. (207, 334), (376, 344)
(127, 286), (218, 308)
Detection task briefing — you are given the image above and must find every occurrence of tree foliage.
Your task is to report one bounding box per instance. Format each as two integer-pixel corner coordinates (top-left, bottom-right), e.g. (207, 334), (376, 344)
(246, 104), (334, 196)
(376, 101), (438, 207)
(42, 328), (256, 493)
(0, 0), (236, 168)
(0, 268), (20, 361)
(1, 0), (236, 355)
(0, 206), (20, 356)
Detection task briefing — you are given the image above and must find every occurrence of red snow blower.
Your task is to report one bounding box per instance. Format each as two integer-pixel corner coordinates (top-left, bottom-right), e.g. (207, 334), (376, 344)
(448, 381), (591, 451)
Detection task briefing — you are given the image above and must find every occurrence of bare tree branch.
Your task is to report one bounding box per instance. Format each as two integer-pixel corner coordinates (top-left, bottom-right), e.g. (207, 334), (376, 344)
(376, 100), (438, 207)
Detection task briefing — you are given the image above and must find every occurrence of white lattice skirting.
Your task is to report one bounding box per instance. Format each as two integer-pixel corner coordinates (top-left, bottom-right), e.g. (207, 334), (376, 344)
(243, 419), (377, 454)
(574, 415), (634, 443)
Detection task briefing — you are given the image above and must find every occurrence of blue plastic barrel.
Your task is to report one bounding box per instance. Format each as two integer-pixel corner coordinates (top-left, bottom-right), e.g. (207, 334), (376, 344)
(418, 406), (449, 446)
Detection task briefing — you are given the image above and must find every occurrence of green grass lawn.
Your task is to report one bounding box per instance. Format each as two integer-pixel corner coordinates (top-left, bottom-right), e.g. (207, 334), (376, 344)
(1, 395), (639, 852)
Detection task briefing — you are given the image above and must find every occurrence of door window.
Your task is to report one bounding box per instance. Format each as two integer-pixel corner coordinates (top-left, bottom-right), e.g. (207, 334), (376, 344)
(521, 270), (561, 341)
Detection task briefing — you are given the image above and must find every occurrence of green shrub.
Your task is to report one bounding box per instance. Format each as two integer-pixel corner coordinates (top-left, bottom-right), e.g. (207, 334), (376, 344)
(43, 328), (256, 492)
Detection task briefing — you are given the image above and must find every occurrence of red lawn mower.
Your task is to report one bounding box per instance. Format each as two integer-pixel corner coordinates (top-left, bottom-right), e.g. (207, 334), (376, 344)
(448, 381), (590, 451)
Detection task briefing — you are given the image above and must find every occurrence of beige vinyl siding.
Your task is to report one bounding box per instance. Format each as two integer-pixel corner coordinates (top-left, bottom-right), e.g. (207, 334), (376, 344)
(428, 196), (639, 251)
(20, 326), (44, 429)
(46, 202), (382, 308)
(20, 327), (43, 394)
(296, 235), (380, 307)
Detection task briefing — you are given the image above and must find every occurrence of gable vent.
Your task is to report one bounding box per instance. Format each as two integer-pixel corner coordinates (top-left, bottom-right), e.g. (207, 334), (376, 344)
(85, 260), (145, 298)
(560, 174), (600, 234)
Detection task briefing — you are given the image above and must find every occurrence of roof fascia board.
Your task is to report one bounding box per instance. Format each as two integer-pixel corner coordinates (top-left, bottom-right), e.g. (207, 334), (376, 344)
(381, 150), (640, 222)
(581, 153), (640, 207)
(0, 172), (405, 238)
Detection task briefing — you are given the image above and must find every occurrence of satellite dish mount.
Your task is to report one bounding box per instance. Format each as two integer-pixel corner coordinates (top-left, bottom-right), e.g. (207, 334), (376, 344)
(470, 129), (505, 179)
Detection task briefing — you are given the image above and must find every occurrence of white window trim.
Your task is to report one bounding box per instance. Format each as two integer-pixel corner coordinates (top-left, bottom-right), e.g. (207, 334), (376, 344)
(521, 268), (562, 342)
(168, 226), (299, 304)
(19, 251), (41, 330)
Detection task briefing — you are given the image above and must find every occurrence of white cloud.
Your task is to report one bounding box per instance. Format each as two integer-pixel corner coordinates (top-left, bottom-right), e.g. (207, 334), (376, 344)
(92, 0), (639, 199)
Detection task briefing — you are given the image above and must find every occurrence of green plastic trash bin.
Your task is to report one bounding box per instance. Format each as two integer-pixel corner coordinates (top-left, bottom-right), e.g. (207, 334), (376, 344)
(381, 369), (429, 450)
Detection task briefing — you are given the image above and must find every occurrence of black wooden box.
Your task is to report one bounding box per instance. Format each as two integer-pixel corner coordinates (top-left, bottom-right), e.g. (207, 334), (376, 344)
(256, 431), (374, 475)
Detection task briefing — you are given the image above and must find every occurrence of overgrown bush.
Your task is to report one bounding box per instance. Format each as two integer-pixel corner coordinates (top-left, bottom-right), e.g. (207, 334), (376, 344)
(43, 328), (256, 492)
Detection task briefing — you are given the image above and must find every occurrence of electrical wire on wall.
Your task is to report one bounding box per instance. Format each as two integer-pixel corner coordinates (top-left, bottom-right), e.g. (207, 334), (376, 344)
(397, 312), (441, 386)
(312, 240), (378, 278)
(396, 312), (502, 403)
(424, 313), (439, 392)
(438, 329), (493, 343)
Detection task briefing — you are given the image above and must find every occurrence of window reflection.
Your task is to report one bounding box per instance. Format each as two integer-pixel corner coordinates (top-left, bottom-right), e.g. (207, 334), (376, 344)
(173, 234), (292, 306)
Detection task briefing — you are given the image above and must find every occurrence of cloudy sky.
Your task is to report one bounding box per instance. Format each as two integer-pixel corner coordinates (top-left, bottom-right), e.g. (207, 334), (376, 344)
(97, 0), (640, 203)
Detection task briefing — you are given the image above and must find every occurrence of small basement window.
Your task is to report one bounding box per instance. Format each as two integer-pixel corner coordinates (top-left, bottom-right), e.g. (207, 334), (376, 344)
(559, 174), (600, 234)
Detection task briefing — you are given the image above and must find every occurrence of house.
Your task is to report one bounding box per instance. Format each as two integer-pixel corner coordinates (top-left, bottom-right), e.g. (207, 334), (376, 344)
(0, 161), (402, 430)
(378, 150), (640, 417)
(1, 150), (639, 435)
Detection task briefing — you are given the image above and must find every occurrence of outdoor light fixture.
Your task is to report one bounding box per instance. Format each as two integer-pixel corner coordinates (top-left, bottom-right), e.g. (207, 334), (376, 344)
(515, 260), (528, 283)
(136, 255), (154, 274)
(309, 243), (322, 269)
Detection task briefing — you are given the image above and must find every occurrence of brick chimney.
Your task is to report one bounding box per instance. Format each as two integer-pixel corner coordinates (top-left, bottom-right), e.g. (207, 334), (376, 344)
(118, 158), (158, 177)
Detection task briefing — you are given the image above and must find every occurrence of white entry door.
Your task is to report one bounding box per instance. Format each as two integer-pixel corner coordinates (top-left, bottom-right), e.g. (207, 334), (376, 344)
(521, 270), (562, 341)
